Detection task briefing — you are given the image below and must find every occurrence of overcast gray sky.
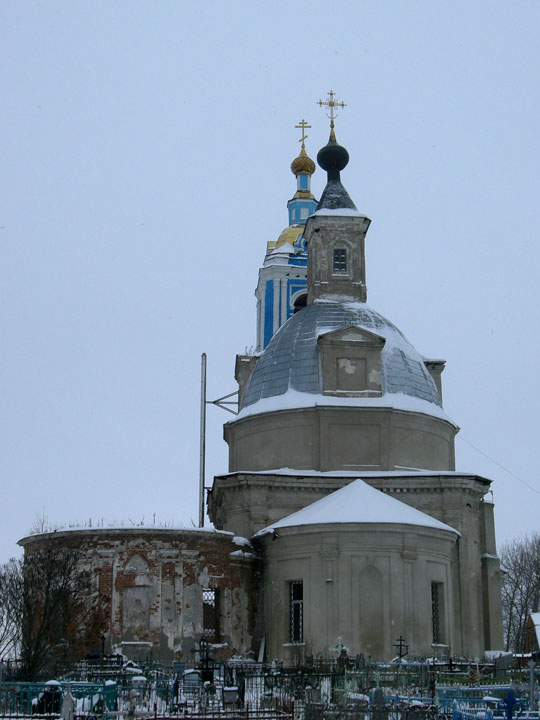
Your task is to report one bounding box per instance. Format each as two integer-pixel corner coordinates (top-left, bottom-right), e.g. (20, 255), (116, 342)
(2, 1), (539, 564)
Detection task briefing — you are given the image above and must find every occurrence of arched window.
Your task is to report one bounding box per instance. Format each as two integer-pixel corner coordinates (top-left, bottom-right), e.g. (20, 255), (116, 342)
(202, 588), (220, 642)
(289, 580), (303, 643)
(333, 247), (347, 272)
(125, 554), (149, 578)
(122, 555), (150, 632)
(293, 294), (307, 313)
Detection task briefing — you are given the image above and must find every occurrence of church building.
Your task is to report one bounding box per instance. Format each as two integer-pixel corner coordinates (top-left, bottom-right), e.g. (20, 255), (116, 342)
(209, 99), (504, 662)
(20, 98), (504, 665)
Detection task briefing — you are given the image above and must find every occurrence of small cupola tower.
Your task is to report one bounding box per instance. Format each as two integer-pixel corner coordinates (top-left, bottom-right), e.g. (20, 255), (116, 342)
(304, 92), (371, 304)
(254, 122), (318, 350)
(287, 119), (318, 224)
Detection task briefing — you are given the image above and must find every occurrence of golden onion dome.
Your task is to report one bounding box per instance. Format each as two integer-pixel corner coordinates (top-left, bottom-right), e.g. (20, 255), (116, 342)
(276, 225), (303, 248)
(290, 145), (316, 176)
(266, 225), (304, 253)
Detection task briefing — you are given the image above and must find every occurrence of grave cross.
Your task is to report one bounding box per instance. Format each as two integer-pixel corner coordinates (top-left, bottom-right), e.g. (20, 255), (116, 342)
(393, 635), (409, 661)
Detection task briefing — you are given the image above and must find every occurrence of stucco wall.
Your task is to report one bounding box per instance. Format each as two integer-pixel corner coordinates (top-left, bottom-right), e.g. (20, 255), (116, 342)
(259, 523), (457, 662)
(305, 214), (370, 304)
(209, 469), (503, 657)
(225, 407), (456, 474)
(364, 474), (503, 655)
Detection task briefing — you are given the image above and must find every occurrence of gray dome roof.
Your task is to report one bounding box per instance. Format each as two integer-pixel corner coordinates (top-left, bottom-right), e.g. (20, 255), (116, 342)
(242, 300), (441, 410)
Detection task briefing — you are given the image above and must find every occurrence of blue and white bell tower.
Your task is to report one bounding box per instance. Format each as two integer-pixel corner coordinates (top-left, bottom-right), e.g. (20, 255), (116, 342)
(255, 121), (318, 350)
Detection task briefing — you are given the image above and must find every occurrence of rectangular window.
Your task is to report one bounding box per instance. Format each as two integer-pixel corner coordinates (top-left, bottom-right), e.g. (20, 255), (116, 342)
(202, 588), (220, 642)
(431, 582), (444, 644)
(336, 357), (368, 391)
(289, 580), (303, 643)
(333, 248), (347, 272)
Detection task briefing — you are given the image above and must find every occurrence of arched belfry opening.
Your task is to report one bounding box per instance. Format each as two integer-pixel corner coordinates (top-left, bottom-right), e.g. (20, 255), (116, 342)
(293, 294), (307, 313)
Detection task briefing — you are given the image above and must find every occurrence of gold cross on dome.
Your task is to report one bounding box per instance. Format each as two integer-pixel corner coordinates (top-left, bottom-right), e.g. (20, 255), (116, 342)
(317, 90), (346, 130)
(295, 119), (311, 147)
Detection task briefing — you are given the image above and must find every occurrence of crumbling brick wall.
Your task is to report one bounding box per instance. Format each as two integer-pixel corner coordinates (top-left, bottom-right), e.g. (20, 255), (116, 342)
(20, 527), (257, 663)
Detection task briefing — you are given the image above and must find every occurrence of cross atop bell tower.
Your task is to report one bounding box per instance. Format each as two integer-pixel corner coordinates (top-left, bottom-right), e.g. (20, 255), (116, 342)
(317, 90), (346, 140)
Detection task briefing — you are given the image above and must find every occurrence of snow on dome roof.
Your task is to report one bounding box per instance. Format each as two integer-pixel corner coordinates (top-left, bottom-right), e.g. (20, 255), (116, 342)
(255, 479), (459, 537)
(242, 299), (443, 412)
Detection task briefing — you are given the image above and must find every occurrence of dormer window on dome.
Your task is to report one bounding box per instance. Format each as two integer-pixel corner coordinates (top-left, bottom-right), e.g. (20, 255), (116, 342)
(318, 326), (385, 397)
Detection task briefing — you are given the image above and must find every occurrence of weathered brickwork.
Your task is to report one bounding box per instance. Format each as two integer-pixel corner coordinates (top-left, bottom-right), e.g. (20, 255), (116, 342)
(19, 528), (257, 663)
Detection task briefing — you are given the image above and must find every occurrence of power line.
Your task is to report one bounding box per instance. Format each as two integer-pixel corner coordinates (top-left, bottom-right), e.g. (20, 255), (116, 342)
(458, 434), (540, 496)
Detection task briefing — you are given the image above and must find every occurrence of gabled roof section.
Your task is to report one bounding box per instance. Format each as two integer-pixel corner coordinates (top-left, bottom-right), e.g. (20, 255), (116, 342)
(255, 479), (459, 537)
(318, 325), (386, 348)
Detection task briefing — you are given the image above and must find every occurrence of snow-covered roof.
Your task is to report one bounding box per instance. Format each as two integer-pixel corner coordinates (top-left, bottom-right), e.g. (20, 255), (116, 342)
(236, 388), (455, 424)
(313, 207), (365, 217)
(315, 175), (357, 212)
(271, 241), (295, 254)
(216, 468), (491, 482)
(241, 300), (449, 421)
(255, 479), (459, 537)
(18, 524), (234, 546)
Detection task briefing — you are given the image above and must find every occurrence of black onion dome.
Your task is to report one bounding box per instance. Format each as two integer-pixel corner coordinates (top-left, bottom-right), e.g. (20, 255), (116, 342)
(317, 135), (349, 180)
(315, 133), (357, 211)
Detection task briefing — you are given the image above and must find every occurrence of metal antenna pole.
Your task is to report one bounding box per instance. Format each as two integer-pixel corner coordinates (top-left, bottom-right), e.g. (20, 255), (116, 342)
(198, 353), (239, 529)
(529, 659), (536, 711)
(199, 353), (207, 528)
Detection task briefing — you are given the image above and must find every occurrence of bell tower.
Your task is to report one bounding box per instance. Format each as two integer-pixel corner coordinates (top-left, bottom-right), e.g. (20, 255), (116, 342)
(305, 92), (371, 304)
(254, 121), (318, 350)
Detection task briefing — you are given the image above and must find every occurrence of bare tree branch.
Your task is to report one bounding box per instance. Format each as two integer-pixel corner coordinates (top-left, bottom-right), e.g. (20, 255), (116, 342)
(0, 558), (23, 660)
(501, 532), (540, 652)
(1, 544), (105, 679)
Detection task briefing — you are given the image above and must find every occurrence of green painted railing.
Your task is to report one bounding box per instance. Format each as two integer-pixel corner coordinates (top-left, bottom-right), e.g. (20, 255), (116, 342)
(0, 680), (117, 716)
